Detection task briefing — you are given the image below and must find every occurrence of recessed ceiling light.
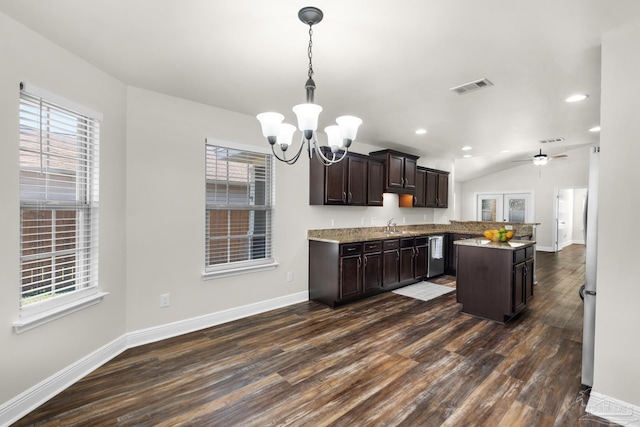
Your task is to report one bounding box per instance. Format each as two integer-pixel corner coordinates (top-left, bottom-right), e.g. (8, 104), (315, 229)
(415, 128), (427, 135)
(589, 126), (601, 132)
(461, 146), (472, 151)
(463, 154), (472, 158)
(565, 94), (589, 103)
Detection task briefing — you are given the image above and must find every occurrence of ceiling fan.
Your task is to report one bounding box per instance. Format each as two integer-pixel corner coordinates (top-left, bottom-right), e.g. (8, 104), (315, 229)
(512, 149), (568, 166)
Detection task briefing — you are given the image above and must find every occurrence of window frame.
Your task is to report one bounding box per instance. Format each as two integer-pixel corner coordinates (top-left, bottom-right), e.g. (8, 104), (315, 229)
(14, 83), (105, 333)
(202, 138), (278, 280)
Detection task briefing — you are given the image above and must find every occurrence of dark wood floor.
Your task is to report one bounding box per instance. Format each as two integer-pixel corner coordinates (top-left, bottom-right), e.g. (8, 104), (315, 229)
(13, 244), (618, 426)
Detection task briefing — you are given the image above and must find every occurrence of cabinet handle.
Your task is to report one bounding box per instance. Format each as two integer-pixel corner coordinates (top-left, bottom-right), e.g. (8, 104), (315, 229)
(349, 192), (352, 203)
(357, 256), (362, 267)
(396, 250), (400, 260)
(414, 196), (417, 206)
(363, 255), (368, 266)
(342, 192), (347, 203)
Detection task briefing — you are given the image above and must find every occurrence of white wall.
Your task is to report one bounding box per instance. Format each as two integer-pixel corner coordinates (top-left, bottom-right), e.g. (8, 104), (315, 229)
(593, 22), (640, 408)
(460, 147), (590, 249)
(0, 12), (128, 404)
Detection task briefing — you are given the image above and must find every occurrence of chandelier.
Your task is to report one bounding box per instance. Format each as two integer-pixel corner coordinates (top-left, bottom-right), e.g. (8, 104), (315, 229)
(256, 7), (362, 166)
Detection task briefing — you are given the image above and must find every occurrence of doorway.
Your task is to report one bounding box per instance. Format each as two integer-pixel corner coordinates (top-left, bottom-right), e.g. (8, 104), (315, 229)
(553, 187), (587, 252)
(476, 192), (533, 223)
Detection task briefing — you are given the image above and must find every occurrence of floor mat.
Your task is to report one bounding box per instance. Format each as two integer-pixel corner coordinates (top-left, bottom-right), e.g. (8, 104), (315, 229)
(392, 281), (455, 302)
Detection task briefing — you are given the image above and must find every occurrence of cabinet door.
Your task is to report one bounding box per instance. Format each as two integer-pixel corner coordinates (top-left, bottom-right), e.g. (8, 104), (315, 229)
(437, 173), (449, 208)
(347, 156), (367, 205)
(425, 170), (438, 207)
(403, 157), (417, 190)
(382, 249), (400, 287)
(387, 153), (405, 190)
(339, 254), (362, 300)
(325, 160), (348, 204)
(512, 262), (527, 315)
(399, 246), (415, 282)
(367, 160), (384, 206)
(415, 168), (426, 207)
(525, 258), (534, 301)
(363, 252), (382, 292)
(415, 243), (428, 279)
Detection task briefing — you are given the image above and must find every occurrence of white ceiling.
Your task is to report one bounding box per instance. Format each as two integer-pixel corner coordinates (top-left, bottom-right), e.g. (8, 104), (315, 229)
(2, 0), (640, 181)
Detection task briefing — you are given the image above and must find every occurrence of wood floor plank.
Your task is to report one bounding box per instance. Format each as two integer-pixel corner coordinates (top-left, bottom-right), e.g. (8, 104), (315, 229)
(12, 244), (620, 427)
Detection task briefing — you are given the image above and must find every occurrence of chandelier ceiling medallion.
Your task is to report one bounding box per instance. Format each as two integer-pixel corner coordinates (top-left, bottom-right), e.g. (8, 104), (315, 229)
(256, 6), (362, 166)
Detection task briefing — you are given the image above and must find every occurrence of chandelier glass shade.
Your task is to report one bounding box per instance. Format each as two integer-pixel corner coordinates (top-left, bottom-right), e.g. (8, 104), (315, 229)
(256, 7), (362, 166)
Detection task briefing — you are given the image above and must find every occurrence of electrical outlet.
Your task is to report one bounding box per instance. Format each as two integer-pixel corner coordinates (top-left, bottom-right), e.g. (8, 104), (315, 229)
(331, 218), (335, 227)
(287, 271), (293, 282)
(505, 225), (513, 230)
(361, 217), (365, 226)
(160, 293), (170, 308)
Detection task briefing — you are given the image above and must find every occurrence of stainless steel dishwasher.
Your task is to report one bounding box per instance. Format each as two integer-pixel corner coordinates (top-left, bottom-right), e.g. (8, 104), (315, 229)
(427, 235), (445, 278)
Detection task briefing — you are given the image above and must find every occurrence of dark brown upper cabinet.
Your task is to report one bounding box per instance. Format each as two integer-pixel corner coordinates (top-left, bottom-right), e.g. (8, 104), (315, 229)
(403, 167), (449, 209)
(369, 149), (418, 194)
(309, 149), (374, 206)
(425, 169), (449, 208)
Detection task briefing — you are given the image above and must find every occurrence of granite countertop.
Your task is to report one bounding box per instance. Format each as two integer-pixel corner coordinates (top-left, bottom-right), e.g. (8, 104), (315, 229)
(453, 238), (536, 251)
(307, 221), (538, 244)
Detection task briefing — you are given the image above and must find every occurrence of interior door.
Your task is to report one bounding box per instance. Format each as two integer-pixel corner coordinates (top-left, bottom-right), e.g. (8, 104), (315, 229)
(477, 194), (503, 221)
(477, 193), (532, 222)
(504, 193), (531, 223)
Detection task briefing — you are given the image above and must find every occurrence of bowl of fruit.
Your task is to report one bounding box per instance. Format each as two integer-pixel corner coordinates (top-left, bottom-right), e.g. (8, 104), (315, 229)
(483, 228), (515, 242)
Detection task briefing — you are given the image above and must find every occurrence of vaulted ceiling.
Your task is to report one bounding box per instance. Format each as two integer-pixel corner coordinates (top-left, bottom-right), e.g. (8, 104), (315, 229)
(2, 0), (640, 181)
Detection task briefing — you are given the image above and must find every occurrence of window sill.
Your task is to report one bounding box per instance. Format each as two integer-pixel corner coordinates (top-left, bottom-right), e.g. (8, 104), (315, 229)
(13, 292), (109, 334)
(202, 261), (279, 281)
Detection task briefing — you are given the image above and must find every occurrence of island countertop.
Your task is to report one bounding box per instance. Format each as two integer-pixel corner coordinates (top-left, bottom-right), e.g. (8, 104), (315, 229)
(453, 238), (537, 251)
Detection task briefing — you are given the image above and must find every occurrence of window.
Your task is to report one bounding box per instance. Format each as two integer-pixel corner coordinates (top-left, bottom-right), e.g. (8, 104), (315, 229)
(204, 139), (276, 279)
(17, 83), (102, 328)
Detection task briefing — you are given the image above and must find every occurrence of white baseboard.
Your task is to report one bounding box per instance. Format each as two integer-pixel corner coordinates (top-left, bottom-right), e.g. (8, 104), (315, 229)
(586, 390), (640, 426)
(536, 245), (555, 252)
(0, 291), (309, 427)
(126, 291), (309, 348)
(0, 336), (128, 427)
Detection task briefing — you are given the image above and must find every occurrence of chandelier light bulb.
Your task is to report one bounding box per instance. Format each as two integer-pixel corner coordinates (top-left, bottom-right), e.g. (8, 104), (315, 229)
(336, 115), (363, 148)
(256, 112), (284, 145)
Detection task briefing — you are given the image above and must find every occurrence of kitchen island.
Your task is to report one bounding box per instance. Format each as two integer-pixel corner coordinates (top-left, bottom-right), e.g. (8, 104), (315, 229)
(454, 238), (536, 323)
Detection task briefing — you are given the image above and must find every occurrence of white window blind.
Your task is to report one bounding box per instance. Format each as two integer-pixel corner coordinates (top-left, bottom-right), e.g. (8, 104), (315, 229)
(19, 84), (100, 315)
(205, 140), (275, 274)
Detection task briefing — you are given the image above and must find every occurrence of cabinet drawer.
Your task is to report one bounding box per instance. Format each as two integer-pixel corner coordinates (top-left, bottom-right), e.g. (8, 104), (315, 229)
(513, 248), (526, 264)
(340, 243), (363, 256)
(401, 237), (415, 248)
(415, 236), (428, 246)
(364, 241), (382, 252)
(525, 246), (534, 260)
(383, 239), (400, 250)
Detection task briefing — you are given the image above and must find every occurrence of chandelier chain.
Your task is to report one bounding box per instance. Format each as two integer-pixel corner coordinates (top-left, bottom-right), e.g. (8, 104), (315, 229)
(307, 25), (314, 79)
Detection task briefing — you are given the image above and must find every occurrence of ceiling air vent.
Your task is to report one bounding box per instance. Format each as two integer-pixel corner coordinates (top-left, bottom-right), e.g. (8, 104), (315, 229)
(540, 137), (566, 144)
(450, 78), (494, 95)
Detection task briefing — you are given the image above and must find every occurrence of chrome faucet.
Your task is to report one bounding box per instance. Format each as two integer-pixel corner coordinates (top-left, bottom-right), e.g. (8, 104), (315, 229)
(386, 218), (397, 233)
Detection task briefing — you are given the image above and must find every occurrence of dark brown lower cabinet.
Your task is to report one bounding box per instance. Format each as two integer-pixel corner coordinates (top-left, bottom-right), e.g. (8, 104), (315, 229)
(414, 237), (428, 279)
(399, 238), (415, 282)
(382, 239), (400, 288)
(456, 243), (535, 322)
(363, 241), (382, 292)
(339, 249), (362, 300)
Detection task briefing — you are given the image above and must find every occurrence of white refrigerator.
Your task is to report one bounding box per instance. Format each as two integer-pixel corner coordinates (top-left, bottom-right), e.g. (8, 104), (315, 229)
(581, 146), (599, 387)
